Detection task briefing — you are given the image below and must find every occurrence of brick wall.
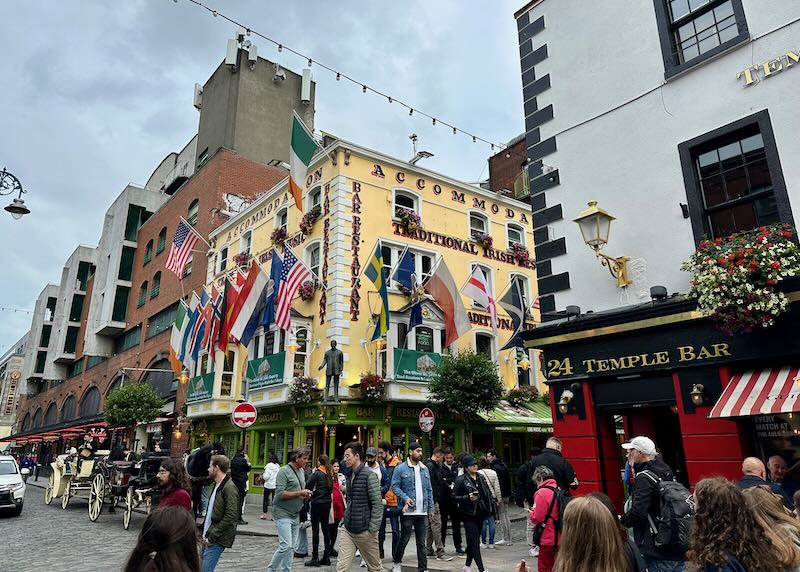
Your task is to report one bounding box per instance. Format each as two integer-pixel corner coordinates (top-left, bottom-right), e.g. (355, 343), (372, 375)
(488, 137), (527, 194)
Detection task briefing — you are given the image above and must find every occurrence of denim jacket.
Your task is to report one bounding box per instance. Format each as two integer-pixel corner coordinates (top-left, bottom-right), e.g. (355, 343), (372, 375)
(390, 459), (434, 514)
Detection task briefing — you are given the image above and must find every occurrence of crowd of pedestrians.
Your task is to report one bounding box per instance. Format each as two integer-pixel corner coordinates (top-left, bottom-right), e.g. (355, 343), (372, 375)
(117, 432), (800, 572)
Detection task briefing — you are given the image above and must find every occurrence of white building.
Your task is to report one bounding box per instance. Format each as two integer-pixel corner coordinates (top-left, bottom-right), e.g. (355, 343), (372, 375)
(0, 334), (27, 442)
(516, 0), (799, 315)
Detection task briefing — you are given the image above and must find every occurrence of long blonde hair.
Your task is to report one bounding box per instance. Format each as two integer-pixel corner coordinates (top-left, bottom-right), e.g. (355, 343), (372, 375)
(742, 486), (800, 569)
(553, 496), (628, 572)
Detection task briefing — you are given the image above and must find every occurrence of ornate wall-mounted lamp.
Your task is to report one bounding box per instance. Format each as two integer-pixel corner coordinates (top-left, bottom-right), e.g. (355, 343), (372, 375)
(573, 200), (630, 287)
(1, 168), (31, 219)
(690, 384), (705, 407)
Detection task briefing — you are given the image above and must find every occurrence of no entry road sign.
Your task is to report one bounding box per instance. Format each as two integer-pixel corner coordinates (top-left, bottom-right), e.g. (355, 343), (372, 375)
(419, 407), (435, 433)
(231, 402), (257, 429)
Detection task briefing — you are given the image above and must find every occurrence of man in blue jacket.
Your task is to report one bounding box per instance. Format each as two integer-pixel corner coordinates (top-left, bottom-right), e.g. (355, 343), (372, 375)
(390, 442), (434, 572)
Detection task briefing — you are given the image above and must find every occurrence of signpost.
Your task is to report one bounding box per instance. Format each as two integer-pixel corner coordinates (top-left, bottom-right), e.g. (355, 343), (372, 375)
(419, 407), (435, 458)
(231, 402), (257, 429)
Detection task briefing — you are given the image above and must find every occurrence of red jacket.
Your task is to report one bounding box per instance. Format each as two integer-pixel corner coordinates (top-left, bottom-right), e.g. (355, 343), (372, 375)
(332, 478), (345, 521)
(529, 478), (560, 546)
(160, 486), (192, 512)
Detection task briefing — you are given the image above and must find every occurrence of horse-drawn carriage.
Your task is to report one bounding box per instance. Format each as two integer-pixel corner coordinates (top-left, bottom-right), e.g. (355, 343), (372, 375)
(109, 455), (169, 529)
(44, 449), (112, 521)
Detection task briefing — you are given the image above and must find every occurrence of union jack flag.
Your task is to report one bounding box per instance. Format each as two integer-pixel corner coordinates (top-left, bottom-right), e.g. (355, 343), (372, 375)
(275, 247), (311, 331)
(165, 219), (199, 277)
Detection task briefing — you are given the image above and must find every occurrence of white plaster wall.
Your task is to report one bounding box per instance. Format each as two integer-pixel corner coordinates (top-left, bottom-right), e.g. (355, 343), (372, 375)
(527, 0), (800, 313)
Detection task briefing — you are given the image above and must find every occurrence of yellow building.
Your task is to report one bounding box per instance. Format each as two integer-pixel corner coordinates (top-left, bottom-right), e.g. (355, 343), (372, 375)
(187, 137), (550, 473)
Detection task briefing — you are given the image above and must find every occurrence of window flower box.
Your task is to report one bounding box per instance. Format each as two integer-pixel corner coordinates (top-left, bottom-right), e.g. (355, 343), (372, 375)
(397, 208), (422, 232)
(299, 206), (322, 235)
(270, 227), (288, 247)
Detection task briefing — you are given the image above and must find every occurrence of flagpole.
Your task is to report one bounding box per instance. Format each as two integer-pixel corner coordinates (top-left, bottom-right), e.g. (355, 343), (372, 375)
(294, 110), (337, 166)
(179, 216), (212, 249)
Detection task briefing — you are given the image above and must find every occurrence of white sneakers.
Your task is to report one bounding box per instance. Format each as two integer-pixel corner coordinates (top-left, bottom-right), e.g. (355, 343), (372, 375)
(494, 539), (506, 546)
(392, 565), (402, 572)
(462, 566), (473, 572)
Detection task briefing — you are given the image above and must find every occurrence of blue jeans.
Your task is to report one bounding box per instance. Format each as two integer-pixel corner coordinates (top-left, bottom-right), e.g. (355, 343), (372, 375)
(481, 515), (496, 544)
(268, 517), (300, 572)
(201, 543), (225, 572)
(645, 558), (685, 572)
(379, 506), (402, 557)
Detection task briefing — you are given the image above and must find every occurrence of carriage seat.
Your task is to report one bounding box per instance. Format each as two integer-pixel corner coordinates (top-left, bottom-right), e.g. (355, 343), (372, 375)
(95, 450), (111, 457)
(112, 461), (137, 474)
(78, 460), (95, 478)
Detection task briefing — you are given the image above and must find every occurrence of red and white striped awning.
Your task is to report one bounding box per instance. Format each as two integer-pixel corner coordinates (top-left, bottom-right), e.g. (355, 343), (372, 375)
(710, 367), (800, 418)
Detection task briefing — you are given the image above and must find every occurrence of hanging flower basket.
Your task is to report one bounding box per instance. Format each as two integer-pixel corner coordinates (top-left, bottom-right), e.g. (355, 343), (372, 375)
(359, 373), (385, 404)
(397, 208), (423, 232)
(299, 206), (322, 235)
(271, 227), (288, 246)
(681, 224), (800, 335)
(510, 242), (531, 265)
(506, 385), (539, 408)
(289, 376), (317, 404)
(473, 232), (494, 249)
(233, 253), (250, 268)
(298, 280), (316, 301)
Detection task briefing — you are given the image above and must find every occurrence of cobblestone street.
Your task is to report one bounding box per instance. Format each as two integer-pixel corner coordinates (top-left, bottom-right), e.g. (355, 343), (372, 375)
(2, 485), (534, 571)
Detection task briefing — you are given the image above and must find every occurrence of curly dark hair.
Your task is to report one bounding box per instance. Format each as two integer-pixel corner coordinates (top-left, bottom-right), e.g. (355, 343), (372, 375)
(124, 506), (199, 572)
(160, 458), (190, 493)
(688, 477), (782, 572)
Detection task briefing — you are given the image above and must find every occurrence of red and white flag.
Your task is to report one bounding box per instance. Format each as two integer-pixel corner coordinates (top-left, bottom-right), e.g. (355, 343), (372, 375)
(275, 247), (311, 331)
(424, 259), (471, 347)
(462, 266), (497, 334)
(165, 219), (200, 277)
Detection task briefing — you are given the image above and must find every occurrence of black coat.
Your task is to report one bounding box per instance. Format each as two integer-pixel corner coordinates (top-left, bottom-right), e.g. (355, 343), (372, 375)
(425, 459), (445, 504)
(738, 473), (792, 509)
(452, 471), (493, 517)
(490, 459), (512, 498)
(440, 462), (459, 505)
(230, 454), (251, 486)
(306, 469), (333, 505)
(620, 458), (686, 561)
(529, 448), (577, 494)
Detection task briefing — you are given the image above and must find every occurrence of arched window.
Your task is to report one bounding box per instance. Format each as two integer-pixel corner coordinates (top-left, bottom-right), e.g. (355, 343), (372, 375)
(469, 211), (489, 238)
(157, 227), (167, 254)
(150, 272), (161, 299)
(308, 186), (322, 211)
(276, 207), (288, 231)
(143, 358), (175, 399)
(475, 332), (495, 358)
(60, 396), (76, 422)
(306, 242), (321, 278)
(32, 408), (43, 428)
(144, 239), (154, 264)
(106, 376), (123, 397)
(187, 199), (199, 226)
(393, 190), (419, 218)
(240, 230), (252, 256)
(21, 413), (31, 432)
(507, 223), (525, 248)
(44, 403), (58, 426)
(138, 281), (148, 307)
(79, 386), (101, 418)
(510, 274), (531, 308)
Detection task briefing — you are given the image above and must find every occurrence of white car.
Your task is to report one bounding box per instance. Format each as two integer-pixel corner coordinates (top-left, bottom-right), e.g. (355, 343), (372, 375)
(0, 455), (27, 516)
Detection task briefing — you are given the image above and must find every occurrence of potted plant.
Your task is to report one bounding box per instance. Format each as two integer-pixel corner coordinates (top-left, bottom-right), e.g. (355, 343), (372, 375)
(359, 373), (385, 404)
(510, 242), (531, 265)
(289, 376), (317, 404)
(505, 385), (540, 407)
(271, 227), (288, 247)
(397, 207), (423, 232)
(681, 224), (800, 335)
(299, 206), (322, 235)
(298, 280), (316, 301)
(473, 231), (494, 249)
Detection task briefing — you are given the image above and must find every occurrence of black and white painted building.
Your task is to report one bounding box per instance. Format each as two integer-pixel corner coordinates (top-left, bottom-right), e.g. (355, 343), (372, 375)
(515, 0), (799, 315)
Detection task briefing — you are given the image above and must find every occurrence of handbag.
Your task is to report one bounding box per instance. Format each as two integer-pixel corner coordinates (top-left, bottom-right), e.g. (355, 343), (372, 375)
(532, 489), (558, 547)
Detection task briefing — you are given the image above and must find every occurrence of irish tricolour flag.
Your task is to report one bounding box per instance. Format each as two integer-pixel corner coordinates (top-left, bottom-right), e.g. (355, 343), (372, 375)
(288, 113), (319, 210)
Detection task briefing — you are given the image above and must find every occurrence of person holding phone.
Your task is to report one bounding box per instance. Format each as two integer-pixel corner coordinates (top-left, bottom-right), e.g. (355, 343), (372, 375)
(452, 455), (493, 572)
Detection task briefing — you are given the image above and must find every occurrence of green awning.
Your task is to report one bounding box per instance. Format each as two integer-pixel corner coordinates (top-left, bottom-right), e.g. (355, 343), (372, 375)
(478, 400), (552, 427)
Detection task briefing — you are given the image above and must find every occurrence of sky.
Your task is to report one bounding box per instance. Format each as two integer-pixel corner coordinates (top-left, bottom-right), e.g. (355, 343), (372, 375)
(0, 0), (526, 351)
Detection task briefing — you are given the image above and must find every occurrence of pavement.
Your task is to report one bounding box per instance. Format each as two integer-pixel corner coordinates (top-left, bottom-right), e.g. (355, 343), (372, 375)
(14, 478), (533, 571)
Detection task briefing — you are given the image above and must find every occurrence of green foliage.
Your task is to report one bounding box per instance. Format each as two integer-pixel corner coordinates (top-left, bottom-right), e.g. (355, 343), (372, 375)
(429, 351), (504, 419)
(104, 383), (164, 428)
(541, 390), (550, 407)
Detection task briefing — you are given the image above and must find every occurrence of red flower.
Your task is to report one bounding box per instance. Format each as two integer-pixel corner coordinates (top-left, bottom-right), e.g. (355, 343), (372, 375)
(771, 262), (781, 269)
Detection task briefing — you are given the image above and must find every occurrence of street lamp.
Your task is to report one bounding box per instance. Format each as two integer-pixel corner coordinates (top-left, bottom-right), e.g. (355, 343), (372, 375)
(573, 200), (630, 287)
(1, 168), (31, 220)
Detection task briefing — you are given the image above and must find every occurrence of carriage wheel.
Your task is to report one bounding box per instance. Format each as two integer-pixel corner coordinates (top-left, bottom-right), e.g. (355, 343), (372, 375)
(61, 480), (71, 509)
(44, 474), (54, 505)
(88, 473), (105, 522)
(123, 487), (134, 530)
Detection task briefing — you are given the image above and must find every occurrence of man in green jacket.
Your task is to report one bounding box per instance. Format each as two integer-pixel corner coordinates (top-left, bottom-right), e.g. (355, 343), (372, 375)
(201, 454), (240, 572)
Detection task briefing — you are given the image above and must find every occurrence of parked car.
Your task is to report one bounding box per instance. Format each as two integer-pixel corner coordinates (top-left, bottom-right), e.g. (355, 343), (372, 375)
(0, 453), (28, 516)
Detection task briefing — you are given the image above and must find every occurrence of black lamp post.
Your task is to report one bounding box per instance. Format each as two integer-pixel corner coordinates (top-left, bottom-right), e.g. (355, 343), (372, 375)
(1, 168), (31, 219)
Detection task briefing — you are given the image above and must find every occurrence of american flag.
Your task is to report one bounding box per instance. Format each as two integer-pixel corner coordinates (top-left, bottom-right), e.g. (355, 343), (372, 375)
(166, 219), (199, 277)
(275, 247), (311, 330)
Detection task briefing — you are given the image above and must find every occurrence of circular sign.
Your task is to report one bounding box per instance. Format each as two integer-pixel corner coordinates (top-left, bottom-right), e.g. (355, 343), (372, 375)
(231, 402), (258, 429)
(418, 407), (435, 433)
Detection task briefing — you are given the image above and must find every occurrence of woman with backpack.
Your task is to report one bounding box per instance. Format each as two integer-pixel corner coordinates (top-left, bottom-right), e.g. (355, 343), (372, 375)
(552, 496), (629, 572)
(528, 466), (561, 572)
(689, 477), (791, 571)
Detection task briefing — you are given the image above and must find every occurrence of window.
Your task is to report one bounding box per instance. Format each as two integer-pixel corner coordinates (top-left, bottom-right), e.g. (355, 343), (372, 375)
(157, 227), (167, 254)
(79, 386), (101, 418)
(67, 359), (83, 378)
(183, 255), (193, 277)
(32, 408), (42, 428)
(44, 403), (58, 426)
(187, 199), (199, 226)
(150, 272), (161, 299)
(306, 243), (321, 278)
(276, 207), (288, 231)
(124, 205), (150, 241)
(309, 186), (322, 210)
(35, 351), (47, 374)
(510, 274), (532, 308)
(507, 223), (525, 248)
(115, 326), (141, 353)
(76, 261), (92, 291)
(393, 190), (419, 218)
(240, 231), (252, 257)
(147, 303), (177, 339)
(292, 328), (309, 378)
(654, 0), (748, 78)
(118, 246), (135, 281)
(60, 396), (75, 422)
(679, 111), (791, 243)
(39, 325), (51, 348)
(382, 244), (435, 288)
(45, 297), (57, 321)
(86, 355), (106, 369)
(21, 413), (31, 431)
(143, 358), (174, 398)
(217, 246), (228, 274)
(138, 282), (148, 307)
(64, 326), (79, 355)
(112, 286), (130, 322)
(144, 240), (153, 264)
(469, 212), (489, 238)
(221, 350), (235, 397)
(69, 294), (84, 322)
(475, 332), (494, 358)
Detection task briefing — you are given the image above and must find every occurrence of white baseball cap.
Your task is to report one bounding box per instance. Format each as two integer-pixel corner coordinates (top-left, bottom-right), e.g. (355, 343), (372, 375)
(621, 436), (657, 456)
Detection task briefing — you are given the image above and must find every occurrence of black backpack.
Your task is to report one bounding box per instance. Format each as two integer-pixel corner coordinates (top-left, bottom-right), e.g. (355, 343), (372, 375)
(532, 485), (572, 546)
(640, 471), (694, 550)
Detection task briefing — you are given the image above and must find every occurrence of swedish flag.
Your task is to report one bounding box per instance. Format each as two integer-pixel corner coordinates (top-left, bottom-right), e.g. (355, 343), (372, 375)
(364, 241), (390, 341)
